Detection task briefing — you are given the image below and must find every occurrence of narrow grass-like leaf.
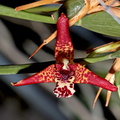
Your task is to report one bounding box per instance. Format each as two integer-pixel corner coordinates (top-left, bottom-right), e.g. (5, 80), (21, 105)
(84, 49), (120, 63)
(25, 5), (60, 13)
(0, 64), (31, 74)
(87, 41), (120, 58)
(0, 5), (56, 24)
(0, 61), (53, 74)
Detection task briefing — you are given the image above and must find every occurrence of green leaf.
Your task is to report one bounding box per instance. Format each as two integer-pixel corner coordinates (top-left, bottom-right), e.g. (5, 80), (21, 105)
(0, 64), (31, 74)
(87, 41), (120, 58)
(25, 5), (60, 13)
(80, 11), (120, 37)
(0, 5), (120, 37)
(84, 49), (120, 64)
(53, 0), (85, 20)
(0, 61), (53, 74)
(115, 71), (120, 98)
(0, 5), (56, 24)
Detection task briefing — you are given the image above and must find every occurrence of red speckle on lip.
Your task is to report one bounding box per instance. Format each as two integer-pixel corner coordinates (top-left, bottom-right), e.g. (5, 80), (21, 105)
(69, 84), (73, 88)
(53, 82), (75, 98)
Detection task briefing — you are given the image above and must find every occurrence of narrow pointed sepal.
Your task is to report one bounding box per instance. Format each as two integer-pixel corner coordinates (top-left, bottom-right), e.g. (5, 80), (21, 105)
(74, 63), (118, 92)
(11, 64), (56, 86)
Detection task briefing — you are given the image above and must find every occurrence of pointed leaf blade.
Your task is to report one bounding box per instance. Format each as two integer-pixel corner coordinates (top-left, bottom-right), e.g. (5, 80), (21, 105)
(0, 5), (56, 24)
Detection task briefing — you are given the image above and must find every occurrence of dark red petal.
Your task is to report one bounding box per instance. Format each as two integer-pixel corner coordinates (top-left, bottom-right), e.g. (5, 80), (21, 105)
(11, 64), (56, 86)
(74, 63), (117, 92)
(55, 13), (74, 64)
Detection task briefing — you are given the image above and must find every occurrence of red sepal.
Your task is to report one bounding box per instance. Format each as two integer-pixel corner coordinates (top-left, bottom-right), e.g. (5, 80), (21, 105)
(12, 64), (56, 86)
(74, 63), (117, 92)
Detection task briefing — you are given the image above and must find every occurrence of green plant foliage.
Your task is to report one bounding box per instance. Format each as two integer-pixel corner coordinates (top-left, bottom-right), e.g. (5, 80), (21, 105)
(84, 49), (120, 63)
(80, 11), (120, 37)
(0, 5), (120, 37)
(25, 5), (60, 13)
(0, 61), (54, 75)
(87, 41), (120, 57)
(0, 64), (31, 74)
(0, 5), (56, 24)
(53, 0), (85, 19)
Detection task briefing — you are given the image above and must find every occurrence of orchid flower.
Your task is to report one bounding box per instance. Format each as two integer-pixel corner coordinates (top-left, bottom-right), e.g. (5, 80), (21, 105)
(11, 13), (117, 98)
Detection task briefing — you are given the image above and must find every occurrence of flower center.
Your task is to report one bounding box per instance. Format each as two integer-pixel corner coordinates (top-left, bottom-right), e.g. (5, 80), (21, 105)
(62, 58), (69, 70)
(53, 58), (76, 98)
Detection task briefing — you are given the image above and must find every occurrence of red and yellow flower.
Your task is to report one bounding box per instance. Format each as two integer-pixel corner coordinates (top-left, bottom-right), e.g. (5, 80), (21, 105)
(11, 13), (117, 98)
